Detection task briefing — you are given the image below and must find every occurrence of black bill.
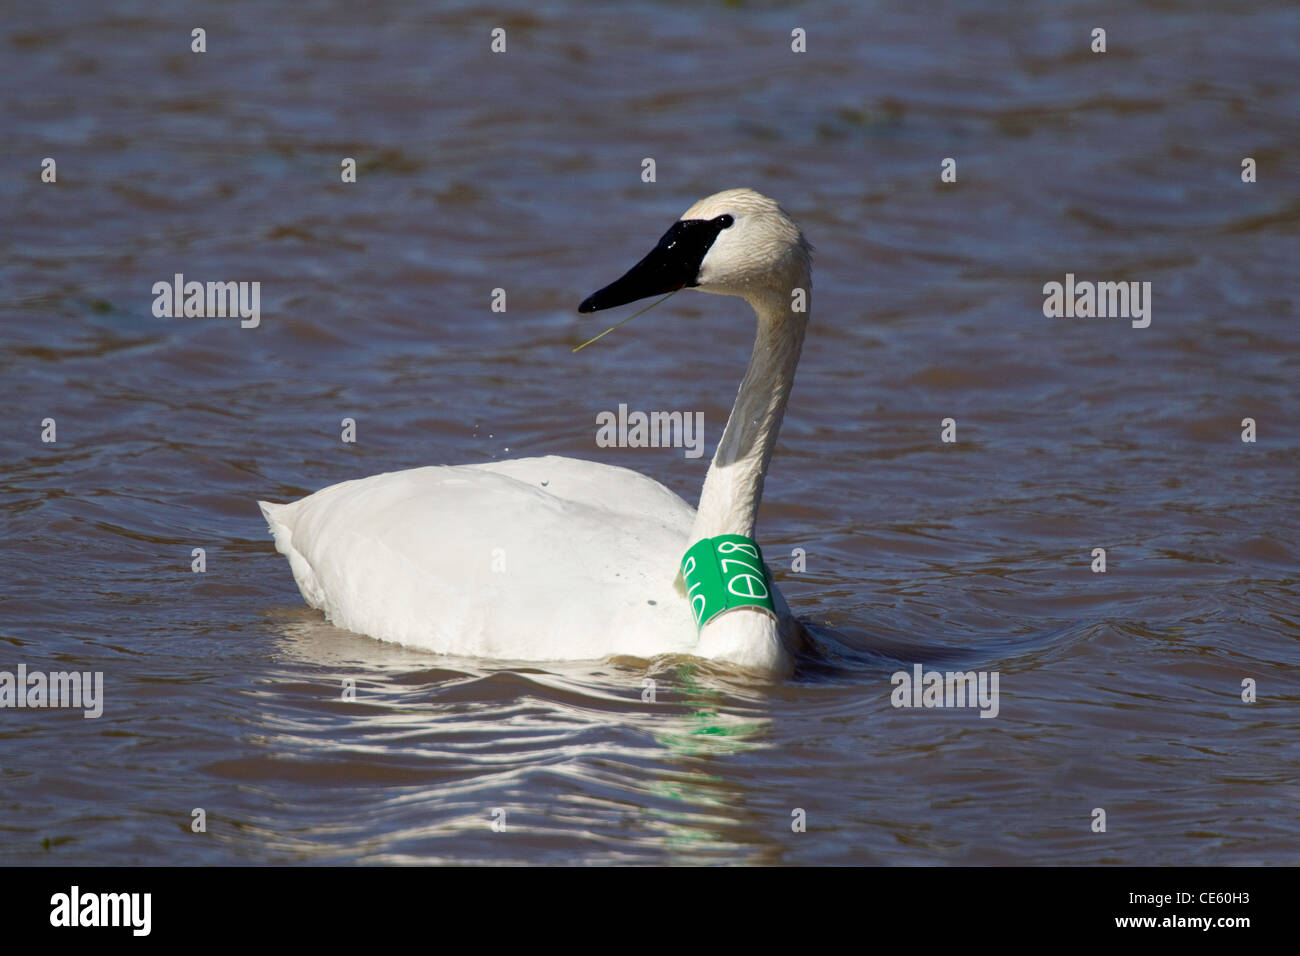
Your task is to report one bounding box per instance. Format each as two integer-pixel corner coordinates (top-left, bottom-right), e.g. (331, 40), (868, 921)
(579, 216), (732, 313)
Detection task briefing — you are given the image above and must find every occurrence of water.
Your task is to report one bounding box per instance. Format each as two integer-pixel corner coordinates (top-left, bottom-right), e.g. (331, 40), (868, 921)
(2, 0), (1297, 864)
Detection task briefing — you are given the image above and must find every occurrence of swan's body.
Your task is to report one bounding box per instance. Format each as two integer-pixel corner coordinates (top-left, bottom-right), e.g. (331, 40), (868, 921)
(260, 188), (812, 676)
(260, 455), (797, 663)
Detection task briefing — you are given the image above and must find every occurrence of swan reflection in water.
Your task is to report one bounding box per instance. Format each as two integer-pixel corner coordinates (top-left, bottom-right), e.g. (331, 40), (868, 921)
(248, 609), (785, 863)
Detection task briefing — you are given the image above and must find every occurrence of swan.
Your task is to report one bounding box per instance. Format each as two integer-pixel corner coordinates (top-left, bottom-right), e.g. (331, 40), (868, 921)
(259, 188), (813, 677)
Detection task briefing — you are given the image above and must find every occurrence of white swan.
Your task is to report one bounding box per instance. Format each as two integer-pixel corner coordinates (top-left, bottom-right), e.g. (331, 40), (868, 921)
(260, 188), (812, 676)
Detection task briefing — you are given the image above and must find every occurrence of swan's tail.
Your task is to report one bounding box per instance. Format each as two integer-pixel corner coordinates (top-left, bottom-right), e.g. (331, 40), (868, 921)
(258, 499), (325, 608)
(258, 499), (288, 546)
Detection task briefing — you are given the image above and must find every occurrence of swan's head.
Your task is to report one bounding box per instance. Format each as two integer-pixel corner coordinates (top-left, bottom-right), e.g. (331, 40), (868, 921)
(578, 188), (811, 314)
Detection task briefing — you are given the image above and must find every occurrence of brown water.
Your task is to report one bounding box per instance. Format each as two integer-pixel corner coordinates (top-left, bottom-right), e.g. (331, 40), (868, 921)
(2, 1), (1298, 865)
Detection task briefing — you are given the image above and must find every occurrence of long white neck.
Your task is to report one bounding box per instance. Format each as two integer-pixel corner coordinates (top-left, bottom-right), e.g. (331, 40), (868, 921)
(686, 276), (809, 677)
(688, 282), (809, 543)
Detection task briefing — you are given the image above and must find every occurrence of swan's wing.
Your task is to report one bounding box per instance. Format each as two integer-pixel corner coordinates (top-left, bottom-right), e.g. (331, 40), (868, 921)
(260, 457), (699, 660)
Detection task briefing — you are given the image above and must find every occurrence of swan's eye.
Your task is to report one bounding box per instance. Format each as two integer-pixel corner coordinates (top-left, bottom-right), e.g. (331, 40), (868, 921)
(716, 214), (734, 228)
